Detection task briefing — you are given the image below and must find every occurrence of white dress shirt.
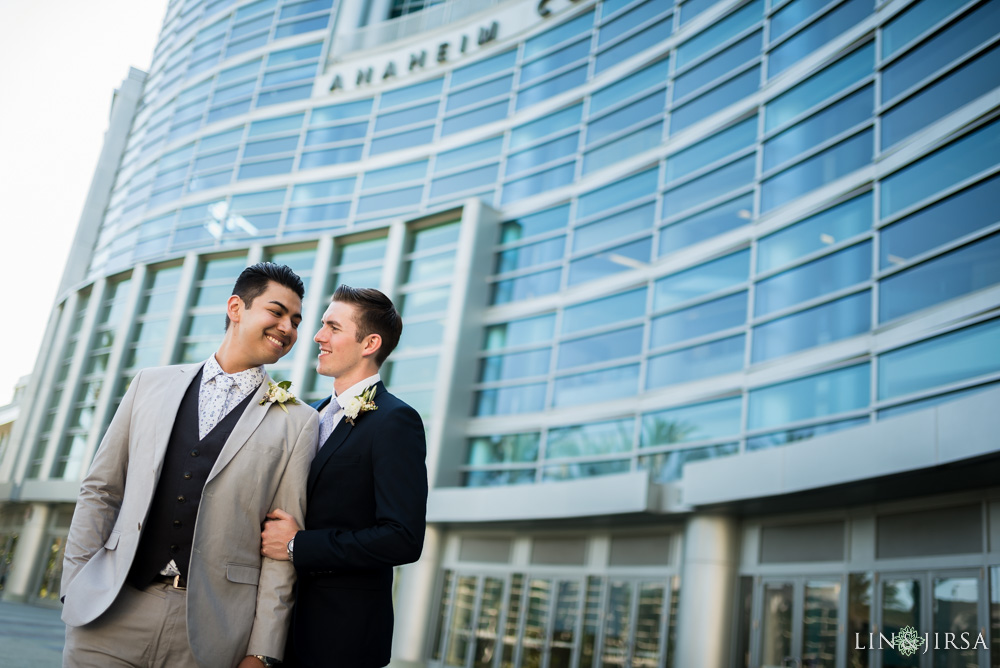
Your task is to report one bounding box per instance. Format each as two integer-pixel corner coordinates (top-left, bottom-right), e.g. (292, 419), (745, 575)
(318, 373), (381, 448)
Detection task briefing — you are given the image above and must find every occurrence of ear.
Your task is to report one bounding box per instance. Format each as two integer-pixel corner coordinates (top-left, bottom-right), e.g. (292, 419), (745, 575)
(226, 295), (243, 325)
(361, 333), (383, 359)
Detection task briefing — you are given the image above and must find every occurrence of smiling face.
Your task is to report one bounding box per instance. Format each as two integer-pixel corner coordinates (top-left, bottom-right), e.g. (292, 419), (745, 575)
(314, 300), (382, 392)
(223, 280), (302, 370)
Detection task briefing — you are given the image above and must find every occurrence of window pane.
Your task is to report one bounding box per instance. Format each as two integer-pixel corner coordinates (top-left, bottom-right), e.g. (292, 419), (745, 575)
(670, 67), (761, 133)
(480, 348), (551, 381)
(497, 236), (565, 273)
(881, 0), (966, 58)
(558, 325), (643, 370)
(467, 433), (540, 464)
(578, 167), (658, 220)
(542, 459), (631, 481)
(659, 193), (754, 254)
(758, 193), (872, 273)
(654, 250), (750, 310)
(667, 117), (757, 183)
(639, 443), (739, 482)
(311, 98), (373, 124)
(501, 163), (575, 205)
(510, 104), (582, 149)
(375, 101), (438, 132)
(567, 237), (652, 286)
(446, 75), (512, 112)
(573, 203), (655, 254)
(663, 155), (756, 218)
(524, 11), (594, 59)
(300, 145), (364, 168)
(647, 334), (745, 388)
(547, 418), (634, 459)
(595, 18), (672, 74)
(484, 314), (556, 350)
(506, 133), (579, 177)
(380, 77), (444, 109)
(676, 0), (764, 69)
(755, 241), (870, 316)
(651, 291), (747, 348)
(516, 66), (589, 111)
(436, 136), (503, 173)
(291, 177), (355, 201)
(642, 396), (742, 446)
(500, 205), (570, 243)
(451, 49), (517, 88)
(587, 91), (665, 147)
(591, 57), (670, 115)
(753, 290), (870, 362)
(767, 0), (871, 78)
(441, 101), (509, 136)
(520, 38), (590, 86)
(761, 129), (872, 212)
(305, 121), (368, 146)
(554, 364), (640, 407)
(746, 416), (867, 450)
(562, 288), (647, 334)
(491, 268), (562, 304)
(582, 121), (664, 175)
(674, 31), (761, 101)
(748, 363), (869, 430)
(770, 0), (833, 41)
(475, 383), (548, 415)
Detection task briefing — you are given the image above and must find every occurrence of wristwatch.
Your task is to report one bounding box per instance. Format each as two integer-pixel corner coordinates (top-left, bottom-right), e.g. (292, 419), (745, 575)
(287, 538), (294, 564)
(252, 655), (278, 667)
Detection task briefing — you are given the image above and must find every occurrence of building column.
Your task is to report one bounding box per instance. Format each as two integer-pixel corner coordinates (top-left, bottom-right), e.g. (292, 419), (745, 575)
(391, 524), (443, 666)
(0, 503), (50, 603)
(674, 514), (739, 668)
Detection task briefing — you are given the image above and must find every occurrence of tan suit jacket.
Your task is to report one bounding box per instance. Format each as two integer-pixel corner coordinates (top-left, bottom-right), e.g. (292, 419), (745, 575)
(60, 362), (318, 668)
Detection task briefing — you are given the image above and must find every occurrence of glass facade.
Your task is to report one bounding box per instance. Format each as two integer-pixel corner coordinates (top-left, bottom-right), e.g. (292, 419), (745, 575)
(3, 0), (1000, 662)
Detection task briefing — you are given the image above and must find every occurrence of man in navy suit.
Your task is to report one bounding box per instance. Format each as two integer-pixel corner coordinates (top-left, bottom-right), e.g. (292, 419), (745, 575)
(262, 285), (427, 668)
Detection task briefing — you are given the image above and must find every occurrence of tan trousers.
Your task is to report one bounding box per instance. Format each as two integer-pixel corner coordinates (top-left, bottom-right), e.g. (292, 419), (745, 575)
(63, 582), (198, 668)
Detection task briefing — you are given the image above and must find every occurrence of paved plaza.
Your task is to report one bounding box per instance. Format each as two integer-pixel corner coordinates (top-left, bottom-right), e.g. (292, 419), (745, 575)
(0, 599), (64, 668)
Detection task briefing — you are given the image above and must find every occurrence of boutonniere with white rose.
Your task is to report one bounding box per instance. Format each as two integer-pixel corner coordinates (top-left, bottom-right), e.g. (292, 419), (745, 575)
(259, 380), (300, 413)
(343, 385), (378, 426)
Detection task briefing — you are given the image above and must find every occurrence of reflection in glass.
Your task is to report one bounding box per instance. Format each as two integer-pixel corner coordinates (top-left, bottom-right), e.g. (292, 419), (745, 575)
(562, 288), (647, 335)
(475, 383), (548, 416)
(642, 396), (742, 447)
(547, 418), (634, 460)
(932, 576), (978, 668)
(659, 193), (753, 254)
(431, 570), (453, 660)
(670, 68), (761, 133)
(602, 581), (633, 667)
(474, 577), (505, 668)
(549, 581), (580, 668)
(651, 291), (747, 348)
(466, 433), (540, 465)
(522, 579), (552, 668)
(758, 193), (871, 273)
(654, 250), (749, 311)
(567, 237), (652, 286)
(553, 365), (640, 407)
(752, 290), (871, 362)
(646, 335), (745, 388)
(663, 155), (756, 218)
(667, 116), (757, 183)
(754, 241), (871, 317)
(484, 314), (556, 350)
(748, 363), (869, 431)
(847, 573), (872, 668)
(882, 578), (920, 668)
(761, 130), (873, 212)
(581, 576), (603, 667)
(675, 0), (763, 68)
(802, 580), (840, 668)
(491, 268), (561, 305)
(558, 325), (643, 370)
(762, 583), (793, 668)
(445, 575), (477, 666)
(639, 443), (739, 482)
(632, 582), (664, 667)
(768, 0), (870, 78)
(673, 31), (761, 101)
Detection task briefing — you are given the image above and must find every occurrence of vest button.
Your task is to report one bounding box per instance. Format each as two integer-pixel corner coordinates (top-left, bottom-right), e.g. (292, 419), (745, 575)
(190, 449), (199, 457)
(183, 471), (192, 479)
(173, 520), (182, 528)
(177, 495), (186, 503)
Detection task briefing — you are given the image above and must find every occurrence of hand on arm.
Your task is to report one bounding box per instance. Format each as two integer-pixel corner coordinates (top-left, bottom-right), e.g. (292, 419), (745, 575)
(261, 509), (300, 561)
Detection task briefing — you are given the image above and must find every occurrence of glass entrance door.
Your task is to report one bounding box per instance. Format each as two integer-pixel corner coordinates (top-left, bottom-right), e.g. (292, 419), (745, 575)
(756, 577), (842, 668)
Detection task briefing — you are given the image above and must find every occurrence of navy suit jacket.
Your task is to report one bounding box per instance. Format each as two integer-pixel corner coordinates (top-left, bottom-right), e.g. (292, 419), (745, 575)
(287, 381), (427, 668)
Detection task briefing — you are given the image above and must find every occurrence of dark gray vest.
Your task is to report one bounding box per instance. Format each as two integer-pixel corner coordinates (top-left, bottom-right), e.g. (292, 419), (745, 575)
(128, 368), (258, 587)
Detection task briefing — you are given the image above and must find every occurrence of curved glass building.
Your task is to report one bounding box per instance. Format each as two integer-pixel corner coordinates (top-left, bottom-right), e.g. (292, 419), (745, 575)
(3, 0), (1000, 665)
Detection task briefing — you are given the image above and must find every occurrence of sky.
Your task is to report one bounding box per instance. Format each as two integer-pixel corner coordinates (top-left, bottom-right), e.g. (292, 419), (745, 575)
(0, 1), (170, 405)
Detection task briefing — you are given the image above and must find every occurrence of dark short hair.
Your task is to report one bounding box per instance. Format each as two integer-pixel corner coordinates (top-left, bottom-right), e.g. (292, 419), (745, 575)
(332, 285), (402, 367)
(225, 262), (305, 330)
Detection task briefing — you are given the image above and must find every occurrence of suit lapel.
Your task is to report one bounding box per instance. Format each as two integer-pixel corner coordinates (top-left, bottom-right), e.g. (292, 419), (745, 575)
(207, 372), (272, 482)
(151, 363), (203, 469)
(307, 381), (385, 495)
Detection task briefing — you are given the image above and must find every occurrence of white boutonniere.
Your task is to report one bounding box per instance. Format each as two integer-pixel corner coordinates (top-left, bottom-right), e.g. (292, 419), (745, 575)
(343, 385), (378, 426)
(259, 380), (300, 413)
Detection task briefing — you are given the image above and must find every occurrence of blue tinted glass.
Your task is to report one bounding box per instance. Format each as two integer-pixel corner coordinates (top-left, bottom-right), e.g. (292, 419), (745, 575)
(227, 33), (269, 57)
(230, 189), (284, 210)
(881, 0), (967, 58)
(311, 98), (373, 125)
(582, 121), (664, 175)
(480, 349), (552, 382)
(256, 84), (313, 107)
(578, 168), (657, 219)
(753, 290), (870, 362)
(563, 288), (647, 334)
(654, 250), (750, 310)
(554, 364), (640, 407)
(369, 126), (435, 155)
(524, 10), (595, 59)
(667, 117), (757, 183)
(436, 136), (503, 173)
(212, 80), (256, 104)
(674, 31), (761, 101)
(510, 104), (583, 149)
(275, 14), (329, 36)
(680, 0), (722, 24)
(249, 113), (304, 136)
(770, 0), (833, 41)
(230, 15), (270, 40)
(587, 91), (665, 146)
(664, 155), (756, 218)
(299, 144), (363, 168)
(364, 160), (428, 190)
(573, 203), (655, 253)
(642, 397), (741, 446)
(475, 383), (548, 416)
(877, 382), (997, 419)
(516, 65), (588, 111)
(880, 117), (1000, 218)
(501, 205), (571, 243)
(640, 443), (740, 482)
(380, 77), (444, 110)
(542, 459), (631, 481)
(501, 163), (575, 205)
(647, 334), (745, 388)
(491, 268), (562, 304)
(548, 419), (634, 459)
(746, 416), (867, 451)
(506, 133), (579, 177)
(651, 291), (747, 347)
(591, 57), (670, 115)
(761, 129), (873, 212)
(595, 18), (672, 74)
(599, 0), (668, 45)
(878, 318), (1000, 400)
(446, 75), (512, 112)
(768, 0), (871, 78)
(758, 193), (872, 272)
(280, 0), (332, 19)
(880, 175), (1000, 269)
(660, 194), (753, 253)
(305, 121), (368, 146)
(676, 0), (764, 68)
(188, 170), (233, 191)
(199, 128), (244, 151)
(670, 67), (761, 133)
(217, 59), (262, 86)
(765, 42), (873, 131)
(763, 85), (872, 171)
(879, 232), (1000, 323)
(430, 163), (499, 199)
(748, 363), (870, 430)
(755, 241), (871, 316)
(262, 62), (317, 87)
(558, 325), (644, 370)
(268, 42), (323, 66)
(496, 236), (566, 272)
(441, 100), (508, 136)
(236, 0), (277, 19)
(568, 237), (652, 285)
(881, 44), (1000, 150)
(356, 186), (423, 214)
(207, 99), (252, 124)
(374, 101), (438, 133)
(243, 135), (298, 157)
(286, 201), (350, 225)
(464, 469), (537, 486)
(484, 314), (556, 350)
(238, 158), (294, 179)
(521, 39), (590, 86)
(881, 0), (1000, 102)
(451, 49), (517, 88)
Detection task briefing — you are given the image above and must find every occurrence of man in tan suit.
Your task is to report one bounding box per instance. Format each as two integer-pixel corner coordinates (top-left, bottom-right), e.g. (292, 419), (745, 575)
(61, 262), (318, 668)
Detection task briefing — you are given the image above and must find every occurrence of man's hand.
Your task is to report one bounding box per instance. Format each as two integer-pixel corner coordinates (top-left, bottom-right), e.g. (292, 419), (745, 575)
(237, 656), (265, 668)
(261, 508), (300, 560)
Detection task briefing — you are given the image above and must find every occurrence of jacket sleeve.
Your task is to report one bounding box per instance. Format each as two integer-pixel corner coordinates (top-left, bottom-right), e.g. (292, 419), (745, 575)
(294, 403), (428, 572)
(60, 369), (143, 599)
(245, 409), (318, 659)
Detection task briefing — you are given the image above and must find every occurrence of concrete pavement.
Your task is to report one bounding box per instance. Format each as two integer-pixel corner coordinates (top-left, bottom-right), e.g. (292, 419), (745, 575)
(0, 599), (64, 667)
